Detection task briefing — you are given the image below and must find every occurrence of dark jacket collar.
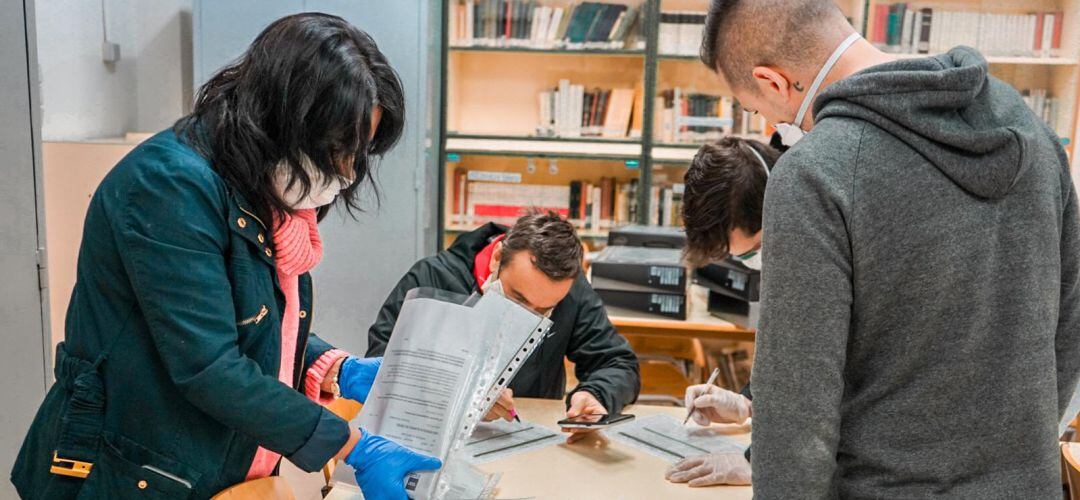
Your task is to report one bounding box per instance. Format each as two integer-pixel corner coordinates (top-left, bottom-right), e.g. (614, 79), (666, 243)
(447, 223), (507, 261)
(445, 223), (508, 290)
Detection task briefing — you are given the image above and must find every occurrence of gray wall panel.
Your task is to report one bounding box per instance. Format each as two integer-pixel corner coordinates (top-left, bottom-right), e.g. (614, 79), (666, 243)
(0, 0), (49, 497)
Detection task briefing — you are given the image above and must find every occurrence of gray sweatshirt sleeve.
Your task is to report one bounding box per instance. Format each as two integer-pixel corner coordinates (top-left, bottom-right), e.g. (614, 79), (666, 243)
(1056, 166), (1080, 420)
(751, 148), (854, 498)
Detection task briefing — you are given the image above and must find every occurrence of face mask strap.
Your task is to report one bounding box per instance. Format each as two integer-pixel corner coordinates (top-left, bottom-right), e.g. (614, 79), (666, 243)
(747, 145), (770, 177)
(793, 32), (862, 127)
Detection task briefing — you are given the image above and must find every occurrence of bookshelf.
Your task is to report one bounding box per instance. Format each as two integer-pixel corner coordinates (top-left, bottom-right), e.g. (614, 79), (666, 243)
(438, 0), (1080, 248)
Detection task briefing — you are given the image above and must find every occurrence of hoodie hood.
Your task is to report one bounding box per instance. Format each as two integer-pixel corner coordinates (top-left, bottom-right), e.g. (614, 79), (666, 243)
(814, 46), (1038, 199)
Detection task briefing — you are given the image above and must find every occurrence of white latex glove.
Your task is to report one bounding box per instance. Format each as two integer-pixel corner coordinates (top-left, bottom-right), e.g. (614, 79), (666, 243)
(665, 452), (752, 487)
(684, 384), (751, 426)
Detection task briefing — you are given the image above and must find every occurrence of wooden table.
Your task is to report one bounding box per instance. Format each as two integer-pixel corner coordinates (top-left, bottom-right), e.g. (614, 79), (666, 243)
(325, 398), (752, 499)
(607, 285), (756, 342)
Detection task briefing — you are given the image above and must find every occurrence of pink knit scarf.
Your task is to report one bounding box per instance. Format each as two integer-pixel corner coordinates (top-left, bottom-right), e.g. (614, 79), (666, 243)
(245, 208), (322, 480)
(271, 207), (322, 400)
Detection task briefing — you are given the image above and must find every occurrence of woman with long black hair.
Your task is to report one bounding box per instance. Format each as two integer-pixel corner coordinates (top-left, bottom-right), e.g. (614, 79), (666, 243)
(12, 13), (437, 499)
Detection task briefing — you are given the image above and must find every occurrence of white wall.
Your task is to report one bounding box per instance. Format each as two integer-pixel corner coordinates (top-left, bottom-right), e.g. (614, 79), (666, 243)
(36, 0), (193, 140)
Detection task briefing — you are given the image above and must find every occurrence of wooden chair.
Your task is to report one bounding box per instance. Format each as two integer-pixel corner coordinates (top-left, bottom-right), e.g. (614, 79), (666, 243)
(212, 477), (296, 500)
(211, 398), (363, 499)
(624, 334), (707, 383)
(1073, 412), (1080, 442)
(637, 359), (694, 406)
(1063, 442), (1080, 500)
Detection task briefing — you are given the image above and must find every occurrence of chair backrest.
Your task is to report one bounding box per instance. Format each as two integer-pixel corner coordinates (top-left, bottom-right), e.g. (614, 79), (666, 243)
(1064, 442), (1080, 500)
(322, 399), (363, 486)
(1073, 412), (1080, 442)
(624, 334), (705, 367)
(637, 359), (694, 406)
(211, 476), (296, 500)
(211, 398), (363, 499)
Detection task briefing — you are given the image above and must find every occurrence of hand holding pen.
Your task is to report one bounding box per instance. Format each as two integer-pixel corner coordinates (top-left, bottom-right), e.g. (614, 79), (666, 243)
(484, 388), (521, 423)
(683, 368), (752, 426)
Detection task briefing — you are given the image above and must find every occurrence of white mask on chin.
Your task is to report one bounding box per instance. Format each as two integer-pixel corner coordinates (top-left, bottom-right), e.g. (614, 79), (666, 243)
(740, 250), (762, 271)
(774, 32), (862, 147)
(482, 272), (553, 318)
(732, 249), (763, 271)
(274, 155), (349, 209)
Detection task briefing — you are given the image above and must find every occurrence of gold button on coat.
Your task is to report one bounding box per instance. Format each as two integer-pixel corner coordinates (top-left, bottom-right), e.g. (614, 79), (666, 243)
(265, 248), (273, 257)
(237, 217), (247, 228)
(299, 310), (307, 319)
(137, 480), (148, 489)
(257, 233), (265, 243)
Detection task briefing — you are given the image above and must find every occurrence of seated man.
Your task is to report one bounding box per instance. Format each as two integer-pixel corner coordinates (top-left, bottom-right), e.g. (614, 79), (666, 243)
(665, 136), (782, 487)
(366, 212), (640, 442)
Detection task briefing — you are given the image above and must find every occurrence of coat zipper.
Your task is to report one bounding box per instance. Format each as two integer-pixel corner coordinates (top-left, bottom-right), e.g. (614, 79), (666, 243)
(237, 304), (269, 326)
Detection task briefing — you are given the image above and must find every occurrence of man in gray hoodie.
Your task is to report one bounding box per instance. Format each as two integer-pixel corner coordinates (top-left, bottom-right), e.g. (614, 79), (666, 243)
(698, 0), (1080, 497)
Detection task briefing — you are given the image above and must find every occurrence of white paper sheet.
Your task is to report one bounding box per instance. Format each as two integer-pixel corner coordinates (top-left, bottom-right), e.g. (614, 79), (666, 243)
(610, 414), (746, 463)
(334, 288), (551, 500)
(461, 419), (563, 464)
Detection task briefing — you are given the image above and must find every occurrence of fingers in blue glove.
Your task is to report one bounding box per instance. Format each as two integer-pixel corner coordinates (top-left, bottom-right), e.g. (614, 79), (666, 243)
(346, 428), (443, 500)
(339, 356), (382, 403)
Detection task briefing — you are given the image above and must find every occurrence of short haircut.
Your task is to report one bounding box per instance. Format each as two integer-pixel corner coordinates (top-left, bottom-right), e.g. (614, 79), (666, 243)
(682, 137), (780, 266)
(700, 0), (853, 92)
(501, 212), (583, 281)
(176, 13), (405, 224)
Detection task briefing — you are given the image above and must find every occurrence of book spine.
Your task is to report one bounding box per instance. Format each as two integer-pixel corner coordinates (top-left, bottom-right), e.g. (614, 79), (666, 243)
(1051, 11), (1063, 58)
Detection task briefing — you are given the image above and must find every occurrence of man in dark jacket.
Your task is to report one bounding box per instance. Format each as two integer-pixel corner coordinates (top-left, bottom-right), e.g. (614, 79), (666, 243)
(696, 0), (1080, 498)
(367, 213), (640, 442)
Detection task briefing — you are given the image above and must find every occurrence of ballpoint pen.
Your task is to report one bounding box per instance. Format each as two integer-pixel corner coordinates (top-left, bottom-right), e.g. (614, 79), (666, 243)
(683, 367), (721, 425)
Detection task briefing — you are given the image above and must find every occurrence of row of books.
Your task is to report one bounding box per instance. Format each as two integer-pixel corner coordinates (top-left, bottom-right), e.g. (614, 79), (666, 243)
(449, 168), (640, 231)
(1022, 89), (1062, 132)
(871, 5), (1065, 58)
(448, 0), (643, 50)
(649, 184), (684, 228)
(655, 88), (768, 144)
(537, 80), (637, 138)
(569, 178), (639, 230)
(658, 11), (706, 57)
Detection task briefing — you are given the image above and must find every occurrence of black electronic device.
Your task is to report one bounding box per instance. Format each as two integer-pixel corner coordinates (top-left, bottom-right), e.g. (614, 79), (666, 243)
(607, 225), (686, 248)
(694, 258), (761, 328)
(694, 259), (760, 302)
(557, 413), (636, 429)
(591, 246), (686, 294)
(596, 289), (687, 320)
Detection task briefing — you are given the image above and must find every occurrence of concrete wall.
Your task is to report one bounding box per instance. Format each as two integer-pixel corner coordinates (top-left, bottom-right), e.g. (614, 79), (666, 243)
(35, 0), (193, 140)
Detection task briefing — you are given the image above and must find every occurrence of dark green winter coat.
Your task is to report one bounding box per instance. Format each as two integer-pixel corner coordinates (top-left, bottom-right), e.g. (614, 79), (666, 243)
(11, 130), (349, 499)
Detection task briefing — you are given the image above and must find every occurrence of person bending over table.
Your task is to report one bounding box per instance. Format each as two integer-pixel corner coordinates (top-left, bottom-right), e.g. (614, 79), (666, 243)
(665, 135), (783, 487)
(13, 14), (437, 500)
(367, 212), (640, 443)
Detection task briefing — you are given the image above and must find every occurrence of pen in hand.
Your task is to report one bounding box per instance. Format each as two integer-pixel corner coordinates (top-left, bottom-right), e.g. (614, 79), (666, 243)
(683, 367), (721, 425)
(511, 409), (521, 423)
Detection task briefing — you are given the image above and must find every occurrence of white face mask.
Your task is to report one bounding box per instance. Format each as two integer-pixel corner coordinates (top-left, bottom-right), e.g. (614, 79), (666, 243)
(482, 273), (554, 318)
(274, 155), (350, 209)
(774, 33), (862, 147)
(732, 250), (762, 271)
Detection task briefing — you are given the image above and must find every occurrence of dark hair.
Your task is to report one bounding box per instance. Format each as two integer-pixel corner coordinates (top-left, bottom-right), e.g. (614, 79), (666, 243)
(682, 137), (780, 266)
(174, 13), (405, 225)
(501, 212), (583, 281)
(700, 0), (852, 91)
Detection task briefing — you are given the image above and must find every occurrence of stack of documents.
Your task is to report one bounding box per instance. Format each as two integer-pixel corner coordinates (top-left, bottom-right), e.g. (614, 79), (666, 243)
(334, 288), (553, 499)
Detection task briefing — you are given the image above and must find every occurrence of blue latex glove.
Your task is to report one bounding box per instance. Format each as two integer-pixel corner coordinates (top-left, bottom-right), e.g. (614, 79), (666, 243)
(346, 428), (442, 500)
(339, 356), (381, 403)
